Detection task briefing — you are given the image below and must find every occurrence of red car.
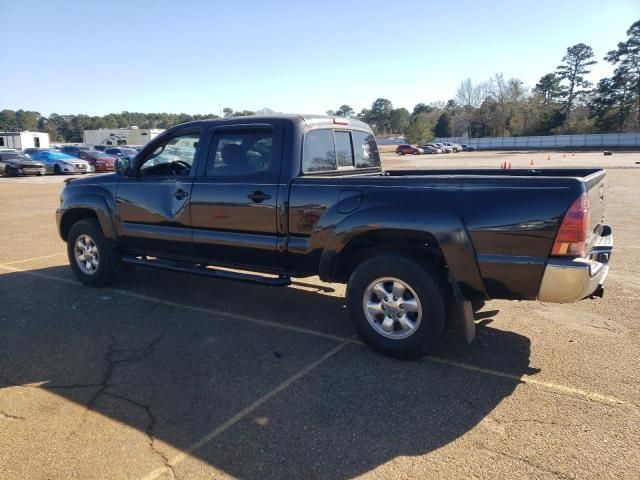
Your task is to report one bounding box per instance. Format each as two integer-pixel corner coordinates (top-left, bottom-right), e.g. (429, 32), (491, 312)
(77, 150), (117, 172)
(395, 144), (424, 155)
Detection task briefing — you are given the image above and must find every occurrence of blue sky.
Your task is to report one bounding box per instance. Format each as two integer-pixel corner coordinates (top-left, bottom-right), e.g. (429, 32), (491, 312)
(0, 0), (637, 116)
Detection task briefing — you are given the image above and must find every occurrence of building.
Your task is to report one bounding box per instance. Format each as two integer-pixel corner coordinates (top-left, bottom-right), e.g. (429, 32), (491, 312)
(0, 131), (50, 150)
(83, 127), (164, 146)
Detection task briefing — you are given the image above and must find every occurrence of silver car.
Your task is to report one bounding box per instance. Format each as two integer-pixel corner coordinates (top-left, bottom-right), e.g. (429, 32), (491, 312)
(29, 150), (94, 174)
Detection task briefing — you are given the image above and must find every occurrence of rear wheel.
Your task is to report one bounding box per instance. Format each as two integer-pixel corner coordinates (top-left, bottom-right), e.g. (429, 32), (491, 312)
(5, 166), (15, 177)
(67, 219), (118, 287)
(347, 255), (446, 359)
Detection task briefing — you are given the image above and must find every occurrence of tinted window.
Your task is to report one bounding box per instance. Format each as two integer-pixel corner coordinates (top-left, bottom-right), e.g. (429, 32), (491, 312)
(335, 131), (353, 168)
(352, 131), (380, 168)
(0, 138), (4, 146)
(206, 129), (273, 178)
(302, 129), (335, 173)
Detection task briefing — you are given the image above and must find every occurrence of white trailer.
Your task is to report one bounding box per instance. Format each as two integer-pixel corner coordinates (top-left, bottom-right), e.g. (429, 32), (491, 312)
(0, 131), (50, 150)
(83, 128), (164, 147)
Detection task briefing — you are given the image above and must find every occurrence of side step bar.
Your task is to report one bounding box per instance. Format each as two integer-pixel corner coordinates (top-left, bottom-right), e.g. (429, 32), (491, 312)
(121, 255), (291, 287)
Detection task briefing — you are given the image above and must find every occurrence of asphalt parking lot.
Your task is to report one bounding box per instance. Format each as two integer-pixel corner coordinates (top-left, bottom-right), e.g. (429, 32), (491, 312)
(1, 152), (639, 479)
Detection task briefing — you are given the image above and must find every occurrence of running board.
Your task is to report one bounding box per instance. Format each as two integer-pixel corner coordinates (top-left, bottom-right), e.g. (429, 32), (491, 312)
(120, 255), (291, 287)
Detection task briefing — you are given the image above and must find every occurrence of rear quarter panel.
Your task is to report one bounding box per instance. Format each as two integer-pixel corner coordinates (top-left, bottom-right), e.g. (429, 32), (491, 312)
(288, 173), (586, 300)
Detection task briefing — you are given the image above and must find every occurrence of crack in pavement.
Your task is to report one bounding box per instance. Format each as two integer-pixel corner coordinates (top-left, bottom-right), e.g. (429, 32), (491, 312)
(0, 411), (25, 421)
(476, 445), (574, 479)
(103, 392), (177, 480)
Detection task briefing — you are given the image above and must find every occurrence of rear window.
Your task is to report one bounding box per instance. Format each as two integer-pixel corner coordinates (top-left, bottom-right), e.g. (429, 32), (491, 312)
(334, 131), (353, 168)
(302, 129), (379, 173)
(353, 131), (380, 168)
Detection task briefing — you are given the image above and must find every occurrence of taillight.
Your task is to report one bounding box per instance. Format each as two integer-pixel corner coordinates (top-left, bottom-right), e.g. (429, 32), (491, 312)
(551, 192), (590, 257)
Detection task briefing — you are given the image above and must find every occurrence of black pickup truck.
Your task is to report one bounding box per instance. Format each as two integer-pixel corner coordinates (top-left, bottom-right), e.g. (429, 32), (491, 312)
(56, 115), (613, 358)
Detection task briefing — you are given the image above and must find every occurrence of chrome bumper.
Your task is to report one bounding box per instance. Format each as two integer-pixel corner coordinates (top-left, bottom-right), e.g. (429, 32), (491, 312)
(538, 225), (613, 303)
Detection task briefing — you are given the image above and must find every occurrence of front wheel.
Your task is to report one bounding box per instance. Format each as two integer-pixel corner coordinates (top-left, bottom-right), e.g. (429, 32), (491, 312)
(54, 164), (62, 175)
(67, 219), (118, 287)
(347, 255), (446, 359)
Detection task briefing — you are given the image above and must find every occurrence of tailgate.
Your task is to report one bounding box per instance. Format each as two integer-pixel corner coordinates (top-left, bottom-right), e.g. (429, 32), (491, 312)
(584, 170), (607, 253)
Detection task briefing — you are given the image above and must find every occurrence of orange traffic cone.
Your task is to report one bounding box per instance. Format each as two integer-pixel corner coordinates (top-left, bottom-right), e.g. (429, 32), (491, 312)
(508, 162), (512, 169)
(530, 159), (535, 166)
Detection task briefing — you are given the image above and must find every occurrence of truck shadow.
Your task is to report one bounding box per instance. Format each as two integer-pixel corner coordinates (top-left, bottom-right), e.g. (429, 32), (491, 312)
(0, 265), (535, 479)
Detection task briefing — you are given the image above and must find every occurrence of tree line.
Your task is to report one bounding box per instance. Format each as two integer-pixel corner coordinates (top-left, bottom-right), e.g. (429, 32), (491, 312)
(0, 20), (637, 144)
(333, 20), (639, 143)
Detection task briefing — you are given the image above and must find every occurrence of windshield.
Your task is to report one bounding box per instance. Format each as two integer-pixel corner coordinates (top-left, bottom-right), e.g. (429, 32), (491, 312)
(90, 151), (113, 158)
(2, 153), (31, 161)
(36, 151), (75, 160)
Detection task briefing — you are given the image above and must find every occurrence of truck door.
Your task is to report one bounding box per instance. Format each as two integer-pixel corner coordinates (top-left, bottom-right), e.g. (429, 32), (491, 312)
(190, 121), (283, 269)
(114, 128), (202, 258)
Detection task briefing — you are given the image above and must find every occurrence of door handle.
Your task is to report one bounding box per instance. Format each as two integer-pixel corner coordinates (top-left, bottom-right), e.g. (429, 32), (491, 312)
(174, 189), (189, 199)
(247, 191), (271, 203)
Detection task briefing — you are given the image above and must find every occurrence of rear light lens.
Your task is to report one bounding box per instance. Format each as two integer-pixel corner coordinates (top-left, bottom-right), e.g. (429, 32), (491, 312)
(551, 193), (590, 257)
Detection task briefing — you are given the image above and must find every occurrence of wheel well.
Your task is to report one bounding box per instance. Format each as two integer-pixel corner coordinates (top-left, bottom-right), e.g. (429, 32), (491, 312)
(334, 230), (447, 282)
(60, 209), (99, 241)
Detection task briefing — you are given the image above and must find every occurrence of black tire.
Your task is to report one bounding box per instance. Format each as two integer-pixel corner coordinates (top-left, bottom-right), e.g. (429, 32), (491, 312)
(5, 166), (15, 177)
(67, 219), (118, 287)
(54, 164), (62, 175)
(347, 255), (446, 360)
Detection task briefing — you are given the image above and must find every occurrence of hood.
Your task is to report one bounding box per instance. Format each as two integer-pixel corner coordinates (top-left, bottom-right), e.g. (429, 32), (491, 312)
(65, 172), (118, 186)
(5, 158), (44, 167)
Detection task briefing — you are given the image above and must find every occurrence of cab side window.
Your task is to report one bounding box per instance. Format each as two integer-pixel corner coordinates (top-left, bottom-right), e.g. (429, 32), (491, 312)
(139, 132), (200, 177)
(206, 129), (274, 178)
(302, 130), (336, 172)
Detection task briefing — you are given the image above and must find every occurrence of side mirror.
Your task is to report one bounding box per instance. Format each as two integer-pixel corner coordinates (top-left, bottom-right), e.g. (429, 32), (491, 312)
(115, 157), (131, 176)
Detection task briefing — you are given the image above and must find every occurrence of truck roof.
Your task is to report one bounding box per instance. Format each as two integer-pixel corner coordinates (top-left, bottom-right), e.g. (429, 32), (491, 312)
(167, 114), (373, 133)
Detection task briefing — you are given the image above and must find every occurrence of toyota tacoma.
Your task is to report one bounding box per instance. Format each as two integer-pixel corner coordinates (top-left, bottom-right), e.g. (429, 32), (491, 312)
(56, 115), (613, 359)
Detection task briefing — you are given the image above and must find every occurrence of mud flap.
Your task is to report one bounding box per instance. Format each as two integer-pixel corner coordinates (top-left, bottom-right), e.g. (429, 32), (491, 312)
(449, 274), (476, 343)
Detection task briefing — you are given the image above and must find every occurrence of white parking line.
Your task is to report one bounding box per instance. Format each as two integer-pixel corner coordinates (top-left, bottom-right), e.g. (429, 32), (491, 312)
(0, 252), (65, 267)
(140, 340), (350, 480)
(424, 357), (636, 408)
(1, 261), (635, 415)
(0, 264), (353, 344)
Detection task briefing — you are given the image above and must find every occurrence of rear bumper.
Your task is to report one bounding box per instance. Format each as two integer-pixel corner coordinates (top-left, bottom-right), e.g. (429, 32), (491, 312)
(538, 225), (613, 303)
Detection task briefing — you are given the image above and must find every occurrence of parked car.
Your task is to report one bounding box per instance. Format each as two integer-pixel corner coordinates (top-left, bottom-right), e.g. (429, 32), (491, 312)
(423, 144), (443, 153)
(104, 147), (138, 158)
(420, 145), (441, 154)
(395, 144), (424, 155)
(60, 145), (92, 157)
(56, 115), (613, 360)
(93, 145), (109, 152)
(433, 143), (453, 153)
(0, 151), (46, 176)
(461, 144), (477, 151)
(23, 147), (48, 156)
(77, 150), (117, 172)
(30, 150), (93, 174)
(442, 142), (462, 152)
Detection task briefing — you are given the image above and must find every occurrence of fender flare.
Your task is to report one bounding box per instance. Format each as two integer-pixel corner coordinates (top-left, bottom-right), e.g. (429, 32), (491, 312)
(58, 192), (116, 241)
(319, 207), (487, 299)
